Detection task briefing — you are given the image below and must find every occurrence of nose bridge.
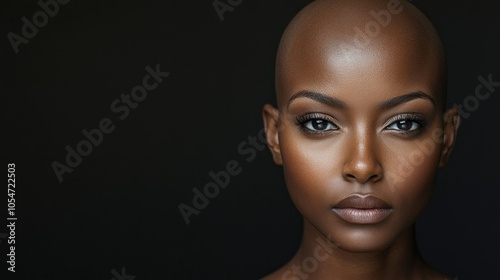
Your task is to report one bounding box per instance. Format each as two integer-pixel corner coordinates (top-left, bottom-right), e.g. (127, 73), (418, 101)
(342, 125), (382, 184)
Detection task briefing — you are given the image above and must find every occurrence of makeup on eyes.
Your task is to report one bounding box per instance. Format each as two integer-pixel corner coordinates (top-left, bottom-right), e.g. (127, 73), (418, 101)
(383, 113), (429, 136)
(294, 112), (338, 135)
(293, 111), (430, 137)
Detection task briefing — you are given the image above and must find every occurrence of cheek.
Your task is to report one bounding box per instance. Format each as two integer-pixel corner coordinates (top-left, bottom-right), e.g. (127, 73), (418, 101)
(381, 135), (442, 220)
(279, 131), (343, 212)
(393, 158), (438, 216)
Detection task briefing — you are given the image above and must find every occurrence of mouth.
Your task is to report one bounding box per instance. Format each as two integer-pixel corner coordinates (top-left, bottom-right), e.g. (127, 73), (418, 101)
(332, 194), (393, 224)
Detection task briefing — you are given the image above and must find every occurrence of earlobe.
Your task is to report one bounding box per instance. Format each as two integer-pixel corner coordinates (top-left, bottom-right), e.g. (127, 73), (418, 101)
(439, 107), (460, 166)
(262, 104), (283, 165)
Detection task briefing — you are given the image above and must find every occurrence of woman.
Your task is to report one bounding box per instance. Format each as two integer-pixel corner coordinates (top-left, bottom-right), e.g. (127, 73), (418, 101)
(261, 0), (460, 279)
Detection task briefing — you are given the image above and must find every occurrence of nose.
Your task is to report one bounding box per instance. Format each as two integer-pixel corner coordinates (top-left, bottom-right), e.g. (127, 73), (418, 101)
(342, 132), (383, 184)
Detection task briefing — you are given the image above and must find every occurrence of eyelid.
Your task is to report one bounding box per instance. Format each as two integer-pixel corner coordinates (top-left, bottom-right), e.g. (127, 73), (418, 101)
(295, 112), (339, 134)
(295, 112), (337, 125)
(382, 113), (429, 136)
(382, 112), (426, 128)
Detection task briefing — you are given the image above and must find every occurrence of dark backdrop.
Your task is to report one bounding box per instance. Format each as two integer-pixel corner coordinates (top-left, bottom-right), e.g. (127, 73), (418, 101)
(1, 0), (499, 279)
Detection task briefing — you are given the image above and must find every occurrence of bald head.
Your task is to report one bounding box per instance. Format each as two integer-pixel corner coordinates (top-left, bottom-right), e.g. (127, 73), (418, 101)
(275, 0), (446, 111)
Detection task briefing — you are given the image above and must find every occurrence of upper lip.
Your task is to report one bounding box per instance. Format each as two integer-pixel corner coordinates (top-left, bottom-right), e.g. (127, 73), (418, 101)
(333, 194), (391, 209)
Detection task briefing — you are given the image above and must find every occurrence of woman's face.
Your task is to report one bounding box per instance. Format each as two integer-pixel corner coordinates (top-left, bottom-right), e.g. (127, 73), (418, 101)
(264, 18), (459, 252)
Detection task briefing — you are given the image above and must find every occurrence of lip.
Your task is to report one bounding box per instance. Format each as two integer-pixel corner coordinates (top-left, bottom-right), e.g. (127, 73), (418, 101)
(332, 195), (392, 224)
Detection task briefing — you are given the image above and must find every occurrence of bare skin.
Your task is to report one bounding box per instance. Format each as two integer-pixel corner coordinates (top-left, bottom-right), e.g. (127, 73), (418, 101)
(261, 0), (460, 279)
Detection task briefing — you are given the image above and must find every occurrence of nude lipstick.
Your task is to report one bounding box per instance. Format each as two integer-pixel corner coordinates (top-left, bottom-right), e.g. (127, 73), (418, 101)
(332, 195), (392, 224)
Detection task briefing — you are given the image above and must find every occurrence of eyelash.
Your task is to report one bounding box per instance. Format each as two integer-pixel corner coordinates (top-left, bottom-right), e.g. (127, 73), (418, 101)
(295, 113), (338, 135)
(295, 113), (429, 136)
(384, 113), (429, 136)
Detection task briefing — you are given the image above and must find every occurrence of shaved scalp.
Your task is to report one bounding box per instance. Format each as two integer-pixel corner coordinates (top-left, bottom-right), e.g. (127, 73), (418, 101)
(275, 0), (447, 110)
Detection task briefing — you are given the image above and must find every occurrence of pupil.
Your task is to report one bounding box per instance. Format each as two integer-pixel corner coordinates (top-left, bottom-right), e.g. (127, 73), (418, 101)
(397, 120), (411, 130)
(312, 119), (327, 130)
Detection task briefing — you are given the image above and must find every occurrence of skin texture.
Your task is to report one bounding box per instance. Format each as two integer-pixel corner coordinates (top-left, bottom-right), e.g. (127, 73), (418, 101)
(261, 0), (460, 279)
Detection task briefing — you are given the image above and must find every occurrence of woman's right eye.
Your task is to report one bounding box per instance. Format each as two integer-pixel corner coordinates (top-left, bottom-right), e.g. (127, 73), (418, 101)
(295, 114), (339, 134)
(303, 119), (337, 132)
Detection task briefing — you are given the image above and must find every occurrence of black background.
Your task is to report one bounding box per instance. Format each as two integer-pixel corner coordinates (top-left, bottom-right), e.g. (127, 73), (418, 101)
(1, 0), (499, 279)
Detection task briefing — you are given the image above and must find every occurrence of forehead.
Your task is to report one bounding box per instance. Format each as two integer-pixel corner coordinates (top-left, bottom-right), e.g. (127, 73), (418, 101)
(276, 0), (445, 109)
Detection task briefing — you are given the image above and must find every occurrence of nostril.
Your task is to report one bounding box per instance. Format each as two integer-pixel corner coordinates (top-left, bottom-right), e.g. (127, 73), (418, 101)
(344, 173), (357, 181)
(368, 173), (382, 182)
(342, 163), (383, 184)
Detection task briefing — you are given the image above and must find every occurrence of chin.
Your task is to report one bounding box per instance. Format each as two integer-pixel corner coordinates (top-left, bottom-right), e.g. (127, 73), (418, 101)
(315, 216), (409, 254)
(329, 229), (396, 253)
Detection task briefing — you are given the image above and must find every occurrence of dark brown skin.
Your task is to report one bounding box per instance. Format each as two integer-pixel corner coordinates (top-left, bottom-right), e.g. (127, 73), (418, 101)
(261, 0), (460, 279)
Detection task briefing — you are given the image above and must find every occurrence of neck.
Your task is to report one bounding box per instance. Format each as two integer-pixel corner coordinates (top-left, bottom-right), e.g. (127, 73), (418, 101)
(287, 220), (427, 280)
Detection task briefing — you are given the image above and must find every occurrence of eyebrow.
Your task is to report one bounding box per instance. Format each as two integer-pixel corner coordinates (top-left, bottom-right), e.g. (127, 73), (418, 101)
(287, 90), (435, 110)
(288, 90), (347, 109)
(377, 91), (436, 110)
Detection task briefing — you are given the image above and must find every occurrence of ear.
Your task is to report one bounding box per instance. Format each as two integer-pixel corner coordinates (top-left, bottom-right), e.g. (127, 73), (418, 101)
(262, 104), (283, 165)
(439, 107), (460, 166)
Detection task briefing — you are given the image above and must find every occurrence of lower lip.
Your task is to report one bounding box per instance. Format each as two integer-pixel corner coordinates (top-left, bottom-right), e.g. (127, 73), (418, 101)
(332, 208), (392, 224)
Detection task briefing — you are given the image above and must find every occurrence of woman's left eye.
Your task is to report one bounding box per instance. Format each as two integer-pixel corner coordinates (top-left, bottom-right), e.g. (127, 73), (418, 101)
(386, 119), (421, 132)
